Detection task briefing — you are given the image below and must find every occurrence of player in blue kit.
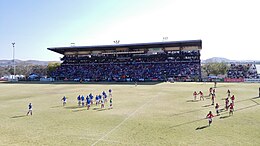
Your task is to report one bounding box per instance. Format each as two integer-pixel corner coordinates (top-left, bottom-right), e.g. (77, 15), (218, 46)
(86, 95), (89, 106)
(87, 97), (91, 110)
(109, 89), (112, 98)
(99, 95), (102, 103)
(81, 95), (85, 107)
(95, 95), (99, 106)
(89, 93), (93, 105)
(77, 95), (81, 106)
(27, 103), (33, 116)
(61, 96), (67, 106)
(102, 91), (108, 102)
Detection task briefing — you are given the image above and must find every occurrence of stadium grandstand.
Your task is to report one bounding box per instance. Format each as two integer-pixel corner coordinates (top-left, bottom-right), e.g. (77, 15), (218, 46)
(227, 63), (259, 79)
(48, 40), (202, 82)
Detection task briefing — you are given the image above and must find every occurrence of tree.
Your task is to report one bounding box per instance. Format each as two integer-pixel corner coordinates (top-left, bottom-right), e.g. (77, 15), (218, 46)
(0, 67), (10, 77)
(202, 62), (229, 76)
(47, 62), (60, 76)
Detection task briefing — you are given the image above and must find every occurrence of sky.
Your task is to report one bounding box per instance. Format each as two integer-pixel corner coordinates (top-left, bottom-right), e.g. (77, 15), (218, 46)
(1, 0), (259, 61)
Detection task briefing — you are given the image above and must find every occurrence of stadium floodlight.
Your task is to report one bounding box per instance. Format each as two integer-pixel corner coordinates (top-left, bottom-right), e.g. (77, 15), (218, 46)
(163, 37), (168, 41)
(70, 43), (75, 46)
(113, 40), (120, 44)
(11, 42), (16, 79)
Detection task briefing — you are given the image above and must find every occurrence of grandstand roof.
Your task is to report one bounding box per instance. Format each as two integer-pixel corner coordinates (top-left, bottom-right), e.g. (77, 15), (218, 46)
(48, 40), (202, 55)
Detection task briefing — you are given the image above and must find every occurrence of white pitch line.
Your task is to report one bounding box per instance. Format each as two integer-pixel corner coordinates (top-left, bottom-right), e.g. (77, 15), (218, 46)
(80, 137), (136, 145)
(91, 96), (154, 146)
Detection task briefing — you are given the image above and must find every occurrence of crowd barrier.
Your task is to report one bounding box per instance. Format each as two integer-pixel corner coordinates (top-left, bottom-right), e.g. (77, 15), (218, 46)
(224, 78), (244, 82)
(244, 78), (260, 83)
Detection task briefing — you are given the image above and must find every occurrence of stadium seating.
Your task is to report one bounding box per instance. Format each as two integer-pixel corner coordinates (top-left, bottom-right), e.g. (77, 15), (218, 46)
(227, 64), (259, 79)
(51, 51), (201, 82)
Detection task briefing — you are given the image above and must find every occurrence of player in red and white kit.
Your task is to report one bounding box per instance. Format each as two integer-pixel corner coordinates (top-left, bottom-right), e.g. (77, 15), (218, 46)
(211, 93), (216, 105)
(227, 89), (231, 98)
(215, 103), (220, 116)
(229, 103), (234, 116)
(193, 91), (197, 101)
(199, 91), (204, 100)
(225, 97), (229, 110)
(231, 95), (235, 105)
(206, 111), (214, 126)
(209, 87), (213, 96)
(213, 88), (216, 94)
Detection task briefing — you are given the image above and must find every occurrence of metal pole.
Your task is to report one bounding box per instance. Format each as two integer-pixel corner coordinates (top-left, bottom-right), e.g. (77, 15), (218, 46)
(12, 42), (15, 79)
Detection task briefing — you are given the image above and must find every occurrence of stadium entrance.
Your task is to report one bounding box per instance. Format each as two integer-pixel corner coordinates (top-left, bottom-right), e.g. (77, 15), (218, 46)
(48, 40), (202, 82)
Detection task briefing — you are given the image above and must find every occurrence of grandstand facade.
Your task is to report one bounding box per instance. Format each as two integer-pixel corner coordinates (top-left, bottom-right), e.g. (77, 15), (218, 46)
(48, 40), (202, 82)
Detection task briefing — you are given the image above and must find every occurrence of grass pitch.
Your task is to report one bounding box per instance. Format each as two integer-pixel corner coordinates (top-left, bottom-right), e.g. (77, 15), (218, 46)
(0, 82), (259, 146)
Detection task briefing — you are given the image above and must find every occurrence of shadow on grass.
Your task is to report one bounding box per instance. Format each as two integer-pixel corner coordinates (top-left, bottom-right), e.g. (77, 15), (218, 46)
(92, 107), (110, 111)
(169, 103), (259, 130)
(169, 118), (205, 128)
(250, 99), (260, 105)
(11, 115), (27, 119)
(220, 115), (230, 119)
(196, 125), (209, 130)
(50, 105), (62, 108)
(97, 108), (109, 111)
(236, 104), (259, 111)
(202, 104), (213, 107)
(219, 108), (226, 112)
(252, 96), (260, 99)
(171, 97), (260, 118)
(92, 107), (99, 110)
(64, 106), (84, 109)
(186, 100), (199, 102)
(72, 108), (87, 112)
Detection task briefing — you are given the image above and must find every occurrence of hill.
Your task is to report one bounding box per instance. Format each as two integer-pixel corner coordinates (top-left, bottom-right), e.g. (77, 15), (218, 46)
(203, 57), (231, 63)
(202, 57), (260, 64)
(0, 60), (59, 67)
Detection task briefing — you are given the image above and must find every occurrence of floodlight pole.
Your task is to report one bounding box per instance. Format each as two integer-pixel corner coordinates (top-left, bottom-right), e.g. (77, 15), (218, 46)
(71, 43), (75, 46)
(114, 40), (120, 44)
(163, 37), (168, 42)
(12, 42), (16, 79)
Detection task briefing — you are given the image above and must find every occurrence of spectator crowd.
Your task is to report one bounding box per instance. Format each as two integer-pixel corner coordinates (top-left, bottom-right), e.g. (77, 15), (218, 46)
(227, 64), (259, 79)
(52, 51), (201, 82)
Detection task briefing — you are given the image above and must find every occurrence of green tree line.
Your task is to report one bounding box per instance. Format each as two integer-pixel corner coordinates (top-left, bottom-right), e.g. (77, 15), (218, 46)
(0, 62), (60, 77)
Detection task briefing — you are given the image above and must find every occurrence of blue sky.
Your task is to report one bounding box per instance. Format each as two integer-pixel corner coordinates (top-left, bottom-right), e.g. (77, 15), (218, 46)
(1, 0), (259, 61)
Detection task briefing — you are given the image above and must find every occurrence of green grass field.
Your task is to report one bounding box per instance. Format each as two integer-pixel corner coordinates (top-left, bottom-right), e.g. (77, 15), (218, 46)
(0, 82), (259, 146)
